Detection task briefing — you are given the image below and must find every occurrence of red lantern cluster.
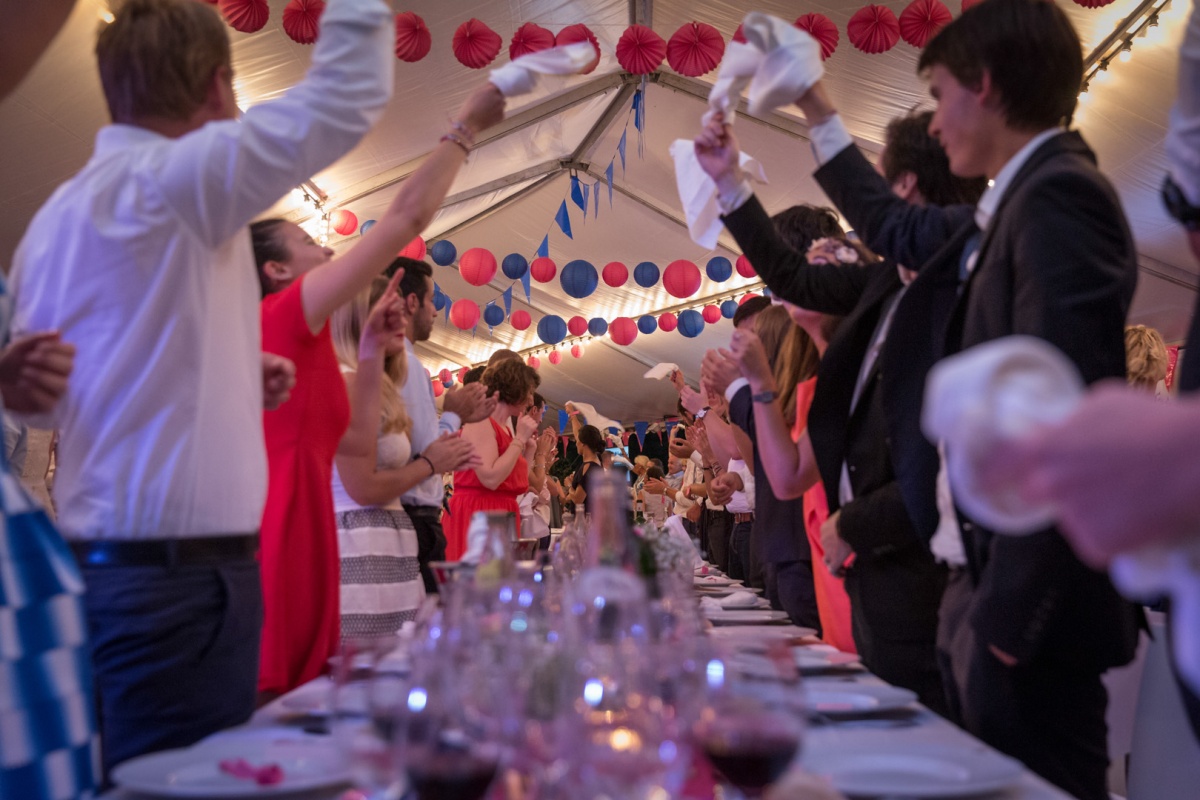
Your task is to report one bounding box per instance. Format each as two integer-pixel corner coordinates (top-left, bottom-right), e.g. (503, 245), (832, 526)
(568, 316), (589, 337)
(530, 257), (557, 283)
(449, 299), (480, 330)
(663, 260), (701, 299)
(795, 13), (839, 61)
(395, 12), (432, 62)
(282, 0), (324, 44)
(847, 5), (900, 54)
(571, 344), (584, 359)
(898, 0), (952, 48)
(510, 22), (554, 60)
(735, 254), (756, 279)
(548, 350), (562, 365)
(667, 22), (725, 77)
(398, 236), (426, 260)
(452, 18), (502, 69)
(219, 0), (269, 33)
(556, 24), (601, 73)
(331, 209), (357, 236)
(616, 25), (666, 74)
(511, 310), (532, 331)
(459, 247), (497, 286)
(702, 305), (722, 324)
(609, 317), (638, 346)
(658, 313), (678, 332)
(602, 261), (628, 287)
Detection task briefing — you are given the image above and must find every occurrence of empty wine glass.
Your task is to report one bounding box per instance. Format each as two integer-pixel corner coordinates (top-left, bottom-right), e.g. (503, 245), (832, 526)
(329, 636), (407, 800)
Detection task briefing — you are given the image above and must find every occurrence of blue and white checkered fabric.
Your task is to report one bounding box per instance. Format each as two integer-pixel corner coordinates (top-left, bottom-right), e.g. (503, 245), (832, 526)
(0, 275), (98, 799)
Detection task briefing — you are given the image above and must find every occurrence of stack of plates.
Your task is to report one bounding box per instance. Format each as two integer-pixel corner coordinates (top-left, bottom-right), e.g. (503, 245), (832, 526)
(804, 740), (1024, 797)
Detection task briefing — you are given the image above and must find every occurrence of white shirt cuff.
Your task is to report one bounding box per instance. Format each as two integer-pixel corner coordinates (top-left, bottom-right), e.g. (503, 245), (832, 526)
(717, 180), (754, 215)
(810, 114), (854, 165)
(438, 411), (462, 435)
(725, 378), (750, 403)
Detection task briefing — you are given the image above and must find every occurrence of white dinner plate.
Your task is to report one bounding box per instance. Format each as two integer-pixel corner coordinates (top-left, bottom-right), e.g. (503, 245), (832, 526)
(706, 625), (818, 645)
(693, 575), (740, 587)
(695, 585), (764, 596)
(112, 737), (351, 797)
(791, 647), (862, 672)
(705, 609), (792, 625)
(804, 681), (918, 715)
(805, 740), (1024, 797)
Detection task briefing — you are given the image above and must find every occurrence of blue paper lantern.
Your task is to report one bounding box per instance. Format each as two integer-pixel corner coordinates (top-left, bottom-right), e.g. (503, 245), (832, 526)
(432, 288), (447, 311)
(483, 304), (505, 327)
(359, 219), (377, 236)
(537, 314), (567, 345)
(588, 317), (608, 337)
(706, 256), (732, 282)
(637, 315), (657, 335)
(561, 260), (599, 299)
(502, 253), (528, 280)
(633, 261), (660, 288)
(720, 299), (738, 319)
(430, 240), (457, 266)
(678, 309), (705, 338)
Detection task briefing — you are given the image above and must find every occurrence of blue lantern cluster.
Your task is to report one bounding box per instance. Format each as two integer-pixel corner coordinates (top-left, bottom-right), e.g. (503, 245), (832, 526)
(430, 240), (457, 266)
(588, 317), (608, 337)
(633, 261), (660, 288)
(561, 260), (598, 299)
(678, 309), (705, 338)
(501, 253), (528, 280)
(432, 286), (448, 311)
(483, 304), (505, 327)
(705, 256), (732, 282)
(637, 315), (657, 335)
(720, 299), (738, 319)
(537, 315), (567, 345)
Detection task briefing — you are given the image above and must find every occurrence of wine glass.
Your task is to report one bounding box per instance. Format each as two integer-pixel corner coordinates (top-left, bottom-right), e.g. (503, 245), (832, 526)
(328, 636), (407, 800)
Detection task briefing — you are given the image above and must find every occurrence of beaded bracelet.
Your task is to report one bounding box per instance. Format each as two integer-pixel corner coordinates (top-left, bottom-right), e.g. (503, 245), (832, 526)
(447, 119), (476, 145)
(440, 132), (470, 155)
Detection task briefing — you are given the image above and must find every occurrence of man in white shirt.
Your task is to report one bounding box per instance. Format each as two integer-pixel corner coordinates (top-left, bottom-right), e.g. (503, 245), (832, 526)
(11, 0), (393, 773)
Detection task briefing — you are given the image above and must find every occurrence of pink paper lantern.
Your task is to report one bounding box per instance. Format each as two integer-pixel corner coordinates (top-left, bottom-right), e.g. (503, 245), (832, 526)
(530, 257), (557, 283)
(847, 5), (900, 54)
(510, 21), (554, 60)
(735, 254), (756, 279)
(795, 13), (839, 60)
(616, 24), (667, 74)
(898, 0), (952, 49)
(602, 261), (628, 287)
(738, 293), (761, 306)
(457, 367), (469, 383)
(609, 317), (638, 346)
(511, 310), (532, 331)
(398, 235), (426, 260)
(528, 355), (541, 369)
(702, 304), (722, 324)
(658, 313), (678, 332)
(667, 22), (725, 77)
(331, 209), (357, 236)
(395, 12), (432, 62)
(663, 260), (701, 299)
(449, 299), (480, 330)
(219, 0), (269, 33)
(459, 247), (497, 286)
(432, 379), (444, 397)
(568, 315), (589, 337)
(452, 18), (502, 69)
(555, 24), (601, 73)
(439, 368), (453, 383)
(282, 0), (324, 44)
(571, 344), (584, 358)
(548, 350), (562, 365)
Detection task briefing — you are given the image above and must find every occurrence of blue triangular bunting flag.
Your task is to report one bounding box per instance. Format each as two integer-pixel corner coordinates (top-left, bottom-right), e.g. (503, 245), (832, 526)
(555, 200), (573, 239)
(581, 183), (590, 219)
(617, 131), (627, 174)
(634, 420), (648, 448)
(570, 176), (586, 214)
(593, 180), (600, 218)
(502, 286), (513, 317)
(633, 90), (643, 132)
(606, 161), (614, 206)
(558, 409), (568, 433)
(537, 235), (549, 259)
(520, 269), (531, 301)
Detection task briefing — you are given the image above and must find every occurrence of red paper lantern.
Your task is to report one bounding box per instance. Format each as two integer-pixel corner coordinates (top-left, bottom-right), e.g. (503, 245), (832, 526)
(528, 355), (541, 369)
(570, 344), (584, 358)
(848, 5), (900, 54)
(732, 24), (746, 44)
(511, 310), (532, 331)
(898, 0), (952, 49)
(735, 254), (756, 279)
(457, 367), (469, 383)
(702, 304), (722, 324)
(616, 25), (666, 74)
(795, 13), (839, 60)
(530, 257), (557, 283)
(398, 235), (426, 260)
(602, 261), (628, 287)
(548, 350), (562, 365)
(219, 0), (269, 33)
(667, 22), (725, 77)
(331, 209), (357, 236)
(609, 317), (638, 346)
(568, 316), (589, 337)
(510, 21), (554, 60)
(452, 19), (502, 69)
(439, 368), (453, 383)
(555, 24), (601, 73)
(282, 0), (324, 44)
(395, 12), (431, 62)
(658, 313), (678, 332)
(663, 260), (702, 299)
(449, 299), (480, 330)
(459, 247), (497, 286)
(432, 379), (444, 397)
(738, 293), (761, 306)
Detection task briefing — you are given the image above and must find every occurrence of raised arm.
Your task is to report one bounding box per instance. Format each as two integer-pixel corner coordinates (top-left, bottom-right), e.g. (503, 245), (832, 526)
(462, 414), (538, 492)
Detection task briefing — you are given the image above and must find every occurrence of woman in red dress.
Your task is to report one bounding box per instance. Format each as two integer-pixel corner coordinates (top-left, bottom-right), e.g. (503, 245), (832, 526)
(445, 359), (541, 561)
(251, 84), (505, 697)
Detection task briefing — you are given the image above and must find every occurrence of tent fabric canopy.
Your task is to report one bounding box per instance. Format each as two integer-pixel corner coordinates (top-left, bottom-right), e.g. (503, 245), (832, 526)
(0, 0), (1194, 424)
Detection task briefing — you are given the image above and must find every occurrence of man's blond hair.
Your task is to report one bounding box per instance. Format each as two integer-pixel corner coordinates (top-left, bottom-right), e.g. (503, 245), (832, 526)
(96, 0), (231, 123)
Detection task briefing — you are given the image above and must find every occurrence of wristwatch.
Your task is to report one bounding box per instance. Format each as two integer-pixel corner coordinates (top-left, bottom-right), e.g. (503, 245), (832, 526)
(751, 390), (778, 404)
(1162, 174), (1200, 231)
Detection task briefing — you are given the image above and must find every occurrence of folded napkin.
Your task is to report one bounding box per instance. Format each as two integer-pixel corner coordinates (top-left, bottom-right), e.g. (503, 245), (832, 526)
(671, 12), (824, 249)
(719, 590), (759, 609)
(568, 400), (621, 434)
(699, 596), (723, 612)
(643, 362), (680, 380)
(489, 42), (595, 97)
(923, 335), (1200, 696)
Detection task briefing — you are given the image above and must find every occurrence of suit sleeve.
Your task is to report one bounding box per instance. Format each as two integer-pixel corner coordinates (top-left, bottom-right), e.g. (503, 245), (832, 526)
(729, 384), (754, 439)
(813, 145), (975, 268)
(836, 480), (922, 560)
(722, 195), (870, 316)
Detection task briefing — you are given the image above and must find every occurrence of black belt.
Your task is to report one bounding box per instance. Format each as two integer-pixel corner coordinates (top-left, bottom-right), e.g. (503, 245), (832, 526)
(402, 504), (443, 520)
(70, 534), (259, 568)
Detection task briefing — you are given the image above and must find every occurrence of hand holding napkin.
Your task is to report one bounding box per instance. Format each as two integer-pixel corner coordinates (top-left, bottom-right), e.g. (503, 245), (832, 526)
(490, 42), (596, 97)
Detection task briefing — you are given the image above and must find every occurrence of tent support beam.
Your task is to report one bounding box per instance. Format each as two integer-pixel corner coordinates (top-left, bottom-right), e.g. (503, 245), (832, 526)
(430, 172), (562, 242)
(439, 159), (564, 209)
(569, 81), (638, 164)
(628, 0), (652, 27)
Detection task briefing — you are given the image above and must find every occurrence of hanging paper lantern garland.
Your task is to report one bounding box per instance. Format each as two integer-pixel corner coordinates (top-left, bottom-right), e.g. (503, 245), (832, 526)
(560, 260), (599, 299)
(571, 344), (584, 358)
(395, 11), (431, 62)
(537, 315), (567, 345)
(720, 299), (739, 319)
(588, 318), (609, 337)
(795, 13), (839, 60)
(509, 21), (554, 60)
(457, 367), (468, 383)
(667, 22), (725, 77)
(282, 0), (324, 44)
(706, 256), (732, 282)
(219, 0), (269, 33)
(502, 253), (528, 280)
(658, 312), (678, 332)
(459, 247), (497, 286)
(637, 315), (658, 335)
(449, 299), (480, 330)
(663, 260), (701, 299)
(439, 368), (453, 384)
(555, 24), (601, 73)
(678, 309), (705, 339)
(898, 0), (952, 48)
(530, 257), (557, 283)
(602, 261), (629, 287)
(528, 355), (541, 369)
(847, 5), (900, 54)
(634, 261), (660, 288)
(331, 209), (357, 236)
(739, 292), (761, 305)
(735, 254), (756, 279)
(548, 350), (562, 365)
(483, 304), (505, 327)
(609, 317), (638, 346)
(616, 24), (667, 74)
(430, 240), (456, 266)
(359, 219), (377, 236)
(398, 235), (425, 260)
(511, 310), (532, 331)
(702, 304), (723, 324)
(432, 380), (444, 397)
(568, 316), (589, 337)
(452, 19), (502, 69)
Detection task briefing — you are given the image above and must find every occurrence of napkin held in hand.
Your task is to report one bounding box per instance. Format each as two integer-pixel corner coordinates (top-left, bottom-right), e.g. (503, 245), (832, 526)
(490, 42), (595, 97)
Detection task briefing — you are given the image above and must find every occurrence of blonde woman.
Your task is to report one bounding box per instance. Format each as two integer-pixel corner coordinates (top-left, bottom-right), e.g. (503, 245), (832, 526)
(330, 274), (478, 636)
(1125, 324), (1169, 392)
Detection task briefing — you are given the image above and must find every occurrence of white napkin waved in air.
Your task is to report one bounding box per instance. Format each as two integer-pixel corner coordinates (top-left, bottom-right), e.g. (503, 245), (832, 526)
(568, 400), (622, 434)
(489, 42), (596, 97)
(670, 12), (824, 249)
(922, 335), (1200, 696)
(643, 362), (680, 380)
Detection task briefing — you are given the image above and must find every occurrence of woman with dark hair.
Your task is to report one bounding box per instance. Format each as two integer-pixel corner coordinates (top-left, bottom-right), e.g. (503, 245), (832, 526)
(444, 360), (541, 560)
(565, 418), (605, 513)
(251, 84), (505, 696)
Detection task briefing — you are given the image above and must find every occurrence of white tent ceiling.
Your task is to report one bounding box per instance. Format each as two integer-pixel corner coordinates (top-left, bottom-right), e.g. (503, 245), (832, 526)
(0, 0), (1194, 426)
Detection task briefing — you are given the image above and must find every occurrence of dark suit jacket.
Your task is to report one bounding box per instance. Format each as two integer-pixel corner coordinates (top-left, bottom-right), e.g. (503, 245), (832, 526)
(818, 135), (1141, 670)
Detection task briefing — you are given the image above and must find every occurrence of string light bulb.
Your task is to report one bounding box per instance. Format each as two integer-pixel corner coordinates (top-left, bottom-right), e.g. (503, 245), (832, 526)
(1118, 41), (1133, 63)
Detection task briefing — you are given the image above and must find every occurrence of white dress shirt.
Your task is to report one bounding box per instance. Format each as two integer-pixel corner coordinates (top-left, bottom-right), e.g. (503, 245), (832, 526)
(399, 340), (461, 509)
(724, 458), (755, 515)
(10, 0), (393, 540)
